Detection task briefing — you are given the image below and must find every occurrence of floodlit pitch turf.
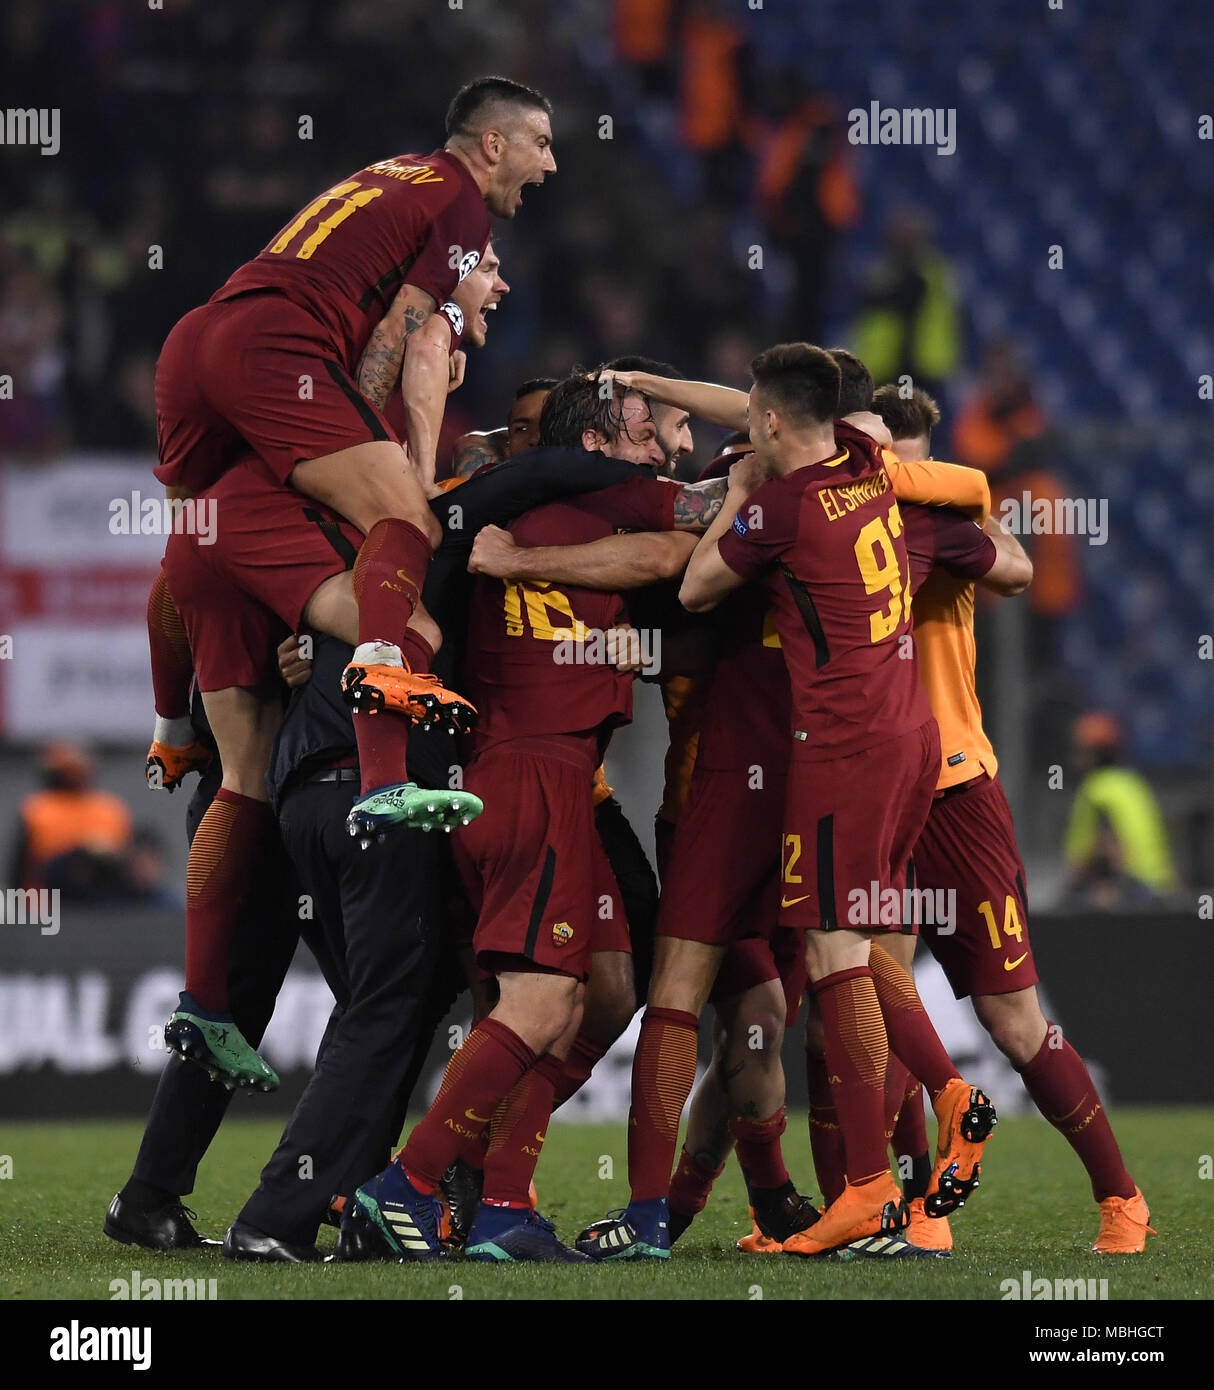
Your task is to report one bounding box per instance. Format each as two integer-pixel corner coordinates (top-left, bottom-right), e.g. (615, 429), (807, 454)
(2, 1109), (1209, 1300)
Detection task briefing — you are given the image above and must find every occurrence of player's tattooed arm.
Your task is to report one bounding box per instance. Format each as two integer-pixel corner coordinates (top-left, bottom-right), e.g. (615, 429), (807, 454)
(400, 260), (495, 491)
(356, 284), (437, 409)
(671, 477), (729, 530)
(451, 429), (508, 481)
(680, 456), (765, 613)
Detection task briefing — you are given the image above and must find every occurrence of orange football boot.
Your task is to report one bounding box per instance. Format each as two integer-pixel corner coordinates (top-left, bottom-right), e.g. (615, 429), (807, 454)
(1093, 1188), (1155, 1253)
(437, 1196), (454, 1245)
(342, 661), (477, 734)
(782, 1174), (907, 1257)
(924, 1080), (997, 1217)
(737, 1207), (783, 1254)
(908, 1196), (953, 1252)
(146, 739), (212, 791)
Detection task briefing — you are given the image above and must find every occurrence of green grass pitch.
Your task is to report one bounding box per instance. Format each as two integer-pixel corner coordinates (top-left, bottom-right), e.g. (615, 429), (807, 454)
(2, 1109), (1209, 1300)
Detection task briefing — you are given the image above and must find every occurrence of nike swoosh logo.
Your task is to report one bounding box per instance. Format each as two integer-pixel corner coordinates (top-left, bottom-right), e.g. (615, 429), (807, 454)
(781, 894), (811, 909)
(1004, 952), (1028, 971)
(465, 1108), (492, 1124)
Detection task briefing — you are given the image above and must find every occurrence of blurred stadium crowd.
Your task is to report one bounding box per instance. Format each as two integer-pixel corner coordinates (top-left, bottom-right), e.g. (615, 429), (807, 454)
(0, 0), (1208, 898)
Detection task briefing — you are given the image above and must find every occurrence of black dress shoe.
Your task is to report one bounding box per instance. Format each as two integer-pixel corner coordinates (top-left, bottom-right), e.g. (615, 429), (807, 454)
(222, 1221), (321, 1263)
(326, 1212), (396, 1263)
(104, 1193), (219, 1251)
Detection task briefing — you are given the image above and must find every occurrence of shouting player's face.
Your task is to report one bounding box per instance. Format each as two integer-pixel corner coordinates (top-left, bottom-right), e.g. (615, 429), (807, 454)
(464, 244), (509, 348)
(488, 108), (557, 218)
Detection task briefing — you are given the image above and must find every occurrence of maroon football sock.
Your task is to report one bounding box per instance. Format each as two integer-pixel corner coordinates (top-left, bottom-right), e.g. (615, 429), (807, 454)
(352, 628), (435, 797)
(729, 1107), (791, 1192)
(147, 565), (193, 721)
(550, 1032), (608, 1110)
(889, 1069), (930, 1197)
(401, 627), (434, 674)
(883, 1056), (910, 1138)
(869, 942), (959, 1102)
(813, 967), (890, 1186)
(806, 1045), (847, 1205)
(184, 789), (272, 1012)
(627, 1007), (699, 1202)
(482, 1052), (566, 1208)
(669, 1146), (724, 1219)
(399, 1018), (537, 1192)
(352, 709), (411, 798)
(350, 520), (432, 796)
(351, 518), (430, 646)
(429, 1026), (491, 1168)
(1018, 1029), (1135, 1202)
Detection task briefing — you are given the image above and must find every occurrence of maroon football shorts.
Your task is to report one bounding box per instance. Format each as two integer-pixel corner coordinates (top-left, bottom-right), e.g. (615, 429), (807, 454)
(658, 765), (784, 949)
(162, 467), (362, 691)
(658, 764), (805, 1024)
(453, 734), (629, 981)
(778, 718), (941, 933)
(154, 290), (398, 493)
(912, 773), (1039, 999)
(162, 533), (286, 692)
(705, 912), (807, 1027)
(771, 924), (808, 1026)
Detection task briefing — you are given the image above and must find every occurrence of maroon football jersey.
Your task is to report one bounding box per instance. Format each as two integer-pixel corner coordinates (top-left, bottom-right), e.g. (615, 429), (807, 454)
(212, 150), (490, 369)
(717, 428), (932, 760)
(466, 475), (679, 752)
(693, 589), (789, 772)
(901, 502), (997, 592)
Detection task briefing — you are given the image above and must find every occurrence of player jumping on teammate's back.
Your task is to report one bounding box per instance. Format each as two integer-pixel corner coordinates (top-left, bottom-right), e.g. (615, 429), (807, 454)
(151, 78), (555, 859)
(154, 247), (507, 1090)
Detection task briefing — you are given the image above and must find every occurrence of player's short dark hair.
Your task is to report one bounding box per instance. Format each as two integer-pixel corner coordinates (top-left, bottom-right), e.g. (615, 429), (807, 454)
(445, 77), (552, 140)
(828, 347), (874, 415)
(601, 354), (686, 380)
(512, 377), (558, 401)
(871, 382), (942, 445)
(539, 370), (646, 448)
(750, 343), (840, 427)
(719, 429), (752, 450)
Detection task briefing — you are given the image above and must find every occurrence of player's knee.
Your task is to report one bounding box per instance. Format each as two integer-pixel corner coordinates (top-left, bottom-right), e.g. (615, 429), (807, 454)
(332, 444), (440, 544)
(740, 1005), (785, 1064)
(975, 993), (1048, 1067)
(582, 976), (637, 1047)
(648, 940), (714, 1016)
(530, 1001), (580, 1056)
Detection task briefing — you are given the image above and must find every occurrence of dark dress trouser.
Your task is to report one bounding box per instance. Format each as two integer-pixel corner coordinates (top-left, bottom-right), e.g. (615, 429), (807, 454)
(237, 778), (463, 1246)
(131, 771), (335, 1195)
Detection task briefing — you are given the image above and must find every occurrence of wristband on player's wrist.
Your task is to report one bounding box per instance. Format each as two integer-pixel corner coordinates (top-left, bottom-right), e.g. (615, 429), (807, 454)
(437, 300), (466, 351)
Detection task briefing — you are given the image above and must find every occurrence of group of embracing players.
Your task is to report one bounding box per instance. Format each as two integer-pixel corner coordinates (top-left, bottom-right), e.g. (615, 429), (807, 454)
(102, 75), (1153, 1269)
